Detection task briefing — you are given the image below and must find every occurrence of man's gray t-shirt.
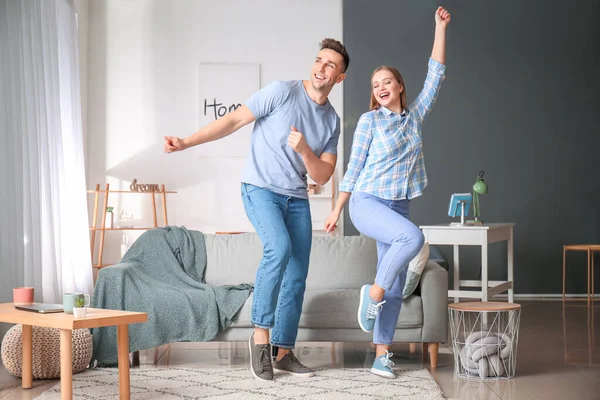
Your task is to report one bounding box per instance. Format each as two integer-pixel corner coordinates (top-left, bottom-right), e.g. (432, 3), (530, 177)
(242, 80), (340, 199)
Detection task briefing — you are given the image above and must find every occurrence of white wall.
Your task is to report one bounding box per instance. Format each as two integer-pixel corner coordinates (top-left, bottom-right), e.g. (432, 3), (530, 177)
(85, 0), (344, 265)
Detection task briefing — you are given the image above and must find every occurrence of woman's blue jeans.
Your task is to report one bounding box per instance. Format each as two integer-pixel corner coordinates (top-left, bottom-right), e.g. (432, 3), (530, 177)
(241, 183), (312, 349)
(349, 191), (424, 345)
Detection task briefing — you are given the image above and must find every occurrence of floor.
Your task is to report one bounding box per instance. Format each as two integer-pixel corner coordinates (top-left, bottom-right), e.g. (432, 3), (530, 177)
(1, 300), (599, 399)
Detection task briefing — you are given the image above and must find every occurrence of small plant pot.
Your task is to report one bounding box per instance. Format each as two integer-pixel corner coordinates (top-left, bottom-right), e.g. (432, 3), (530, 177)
(73, 307), (87, 318)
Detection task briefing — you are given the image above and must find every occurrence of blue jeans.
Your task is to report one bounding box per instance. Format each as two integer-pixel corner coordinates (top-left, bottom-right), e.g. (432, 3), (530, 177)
(240, 183), (312, 349)
(349, 191), (424, 345)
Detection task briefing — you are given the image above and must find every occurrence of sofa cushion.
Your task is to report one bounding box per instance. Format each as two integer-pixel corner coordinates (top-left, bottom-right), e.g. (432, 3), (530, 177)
(306, 236), (377, 290)
(230, 290), (423, 330)
(204, 233), (378, 290)
(403, 242), (430, 299)
(204, 234), (263, 287)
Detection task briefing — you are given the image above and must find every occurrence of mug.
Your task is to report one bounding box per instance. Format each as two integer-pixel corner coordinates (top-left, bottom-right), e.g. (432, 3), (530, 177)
(13, 287), (34, 305)
(63, 293), (91, 314)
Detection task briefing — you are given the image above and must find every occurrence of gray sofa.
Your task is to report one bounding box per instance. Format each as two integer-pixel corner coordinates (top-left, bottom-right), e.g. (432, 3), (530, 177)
(204, 233), (448, 368)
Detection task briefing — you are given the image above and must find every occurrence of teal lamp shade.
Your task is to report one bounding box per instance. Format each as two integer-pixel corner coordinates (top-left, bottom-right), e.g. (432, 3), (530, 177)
(472, 171), (487, 222)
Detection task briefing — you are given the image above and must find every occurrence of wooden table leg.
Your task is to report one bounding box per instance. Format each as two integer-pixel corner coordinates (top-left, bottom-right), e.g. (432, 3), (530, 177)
(117, 324), (130, 400)
(588, 248), (591, 306)
(592, 251), (595, 302)
(22, 324), (32, 389)
(563, 246), (567, 301)
(60, 329), (73, 400)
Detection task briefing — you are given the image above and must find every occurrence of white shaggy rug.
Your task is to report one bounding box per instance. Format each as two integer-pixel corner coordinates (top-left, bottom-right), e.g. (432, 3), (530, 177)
(35, 366), (445, 399)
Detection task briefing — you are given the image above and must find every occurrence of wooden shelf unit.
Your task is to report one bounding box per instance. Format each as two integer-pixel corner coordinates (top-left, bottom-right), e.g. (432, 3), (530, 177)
(88, 183), (177, 269)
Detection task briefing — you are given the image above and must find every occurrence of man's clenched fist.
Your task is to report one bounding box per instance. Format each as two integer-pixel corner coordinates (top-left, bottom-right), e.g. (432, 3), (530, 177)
(288, 126), (309, 155)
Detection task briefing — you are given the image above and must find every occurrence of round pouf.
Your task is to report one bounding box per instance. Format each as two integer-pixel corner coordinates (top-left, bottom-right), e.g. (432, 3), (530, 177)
(1, 325), (92, 379)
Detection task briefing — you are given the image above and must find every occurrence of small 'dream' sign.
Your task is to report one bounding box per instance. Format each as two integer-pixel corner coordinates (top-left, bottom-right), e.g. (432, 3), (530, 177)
(130, 179), (160, 192)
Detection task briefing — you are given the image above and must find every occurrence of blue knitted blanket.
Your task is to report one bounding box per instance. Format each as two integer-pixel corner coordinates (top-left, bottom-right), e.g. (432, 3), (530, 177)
(90, 226), (253, 367)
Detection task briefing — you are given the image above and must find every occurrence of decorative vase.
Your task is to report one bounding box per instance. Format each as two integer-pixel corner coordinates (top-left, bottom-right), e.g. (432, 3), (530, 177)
(105, 212), (113, 229)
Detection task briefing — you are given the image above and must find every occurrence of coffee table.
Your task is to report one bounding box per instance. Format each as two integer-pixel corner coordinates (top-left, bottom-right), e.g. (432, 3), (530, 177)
(0, 303), (147, 399)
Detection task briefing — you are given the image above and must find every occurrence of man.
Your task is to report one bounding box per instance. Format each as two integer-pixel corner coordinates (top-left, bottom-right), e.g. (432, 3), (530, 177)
(164, 38), (350, 380)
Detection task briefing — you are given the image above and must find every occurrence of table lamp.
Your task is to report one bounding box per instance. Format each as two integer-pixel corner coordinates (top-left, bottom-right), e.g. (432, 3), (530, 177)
(469, 170), (488, 225)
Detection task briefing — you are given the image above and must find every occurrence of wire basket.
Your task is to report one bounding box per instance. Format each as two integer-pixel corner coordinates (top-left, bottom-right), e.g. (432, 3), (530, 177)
(448, 302), (521, 380)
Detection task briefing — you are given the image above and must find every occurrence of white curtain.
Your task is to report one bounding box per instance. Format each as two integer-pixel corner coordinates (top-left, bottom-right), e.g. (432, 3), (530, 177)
(0, 0), (93, 309)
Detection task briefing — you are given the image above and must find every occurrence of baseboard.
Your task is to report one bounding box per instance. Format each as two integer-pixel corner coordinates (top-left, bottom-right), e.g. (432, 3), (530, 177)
(453, 293), (594, 301)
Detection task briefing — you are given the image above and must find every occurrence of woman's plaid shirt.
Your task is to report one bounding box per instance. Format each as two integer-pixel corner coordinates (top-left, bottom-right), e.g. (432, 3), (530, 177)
(340, 58), (446, 200)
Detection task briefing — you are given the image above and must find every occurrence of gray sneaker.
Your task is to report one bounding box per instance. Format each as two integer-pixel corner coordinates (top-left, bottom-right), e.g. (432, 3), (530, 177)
(273, 351), (315, 377)
(249, 334), (273, 381)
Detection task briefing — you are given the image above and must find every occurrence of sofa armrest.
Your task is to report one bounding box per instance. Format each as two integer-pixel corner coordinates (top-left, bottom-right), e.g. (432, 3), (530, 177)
(418, 260), (448, 343)
(92, 262), (139, 309)
(95, 262), (138, 285)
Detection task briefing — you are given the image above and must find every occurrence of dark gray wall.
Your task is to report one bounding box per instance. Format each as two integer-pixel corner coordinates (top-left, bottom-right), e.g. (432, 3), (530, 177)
(342, 0), (600, 295)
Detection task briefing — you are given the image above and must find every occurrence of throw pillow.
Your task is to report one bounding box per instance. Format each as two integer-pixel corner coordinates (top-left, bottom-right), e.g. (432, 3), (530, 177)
(403, 242), (430, 299)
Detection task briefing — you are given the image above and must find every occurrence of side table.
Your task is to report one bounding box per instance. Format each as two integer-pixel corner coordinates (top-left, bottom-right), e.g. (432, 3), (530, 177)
(448, 302), (521, 380)
(420, 223), (515, 303)
(562, 244), (600, 304)
(0, 304), (147, 400)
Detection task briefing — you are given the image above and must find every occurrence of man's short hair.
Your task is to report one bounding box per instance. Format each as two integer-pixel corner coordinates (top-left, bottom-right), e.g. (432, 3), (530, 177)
(319, 38), (350, 73)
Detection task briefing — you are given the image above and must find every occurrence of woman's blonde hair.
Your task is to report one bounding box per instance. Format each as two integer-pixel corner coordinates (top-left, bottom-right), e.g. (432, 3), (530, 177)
(369, 66), (407, 111)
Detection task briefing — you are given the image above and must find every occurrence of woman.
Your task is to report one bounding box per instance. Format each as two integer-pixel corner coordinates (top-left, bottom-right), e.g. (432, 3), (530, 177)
(324, 6), (450, 379)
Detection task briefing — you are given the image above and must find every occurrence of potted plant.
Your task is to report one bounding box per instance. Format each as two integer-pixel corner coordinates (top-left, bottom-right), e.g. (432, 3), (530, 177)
(72, 297), (87, 318)
(105, 206), (114, 229)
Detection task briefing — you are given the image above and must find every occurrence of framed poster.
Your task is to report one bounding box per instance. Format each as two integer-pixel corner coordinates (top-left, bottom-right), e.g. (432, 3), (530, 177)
(196, 63), (260, 158)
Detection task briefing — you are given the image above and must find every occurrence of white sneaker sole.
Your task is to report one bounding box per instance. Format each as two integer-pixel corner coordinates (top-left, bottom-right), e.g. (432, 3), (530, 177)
(358, 285), (372, 333)
(370, 367), (395, 379)
(273, 368), (315, 378)
(248, 336), (271, 381)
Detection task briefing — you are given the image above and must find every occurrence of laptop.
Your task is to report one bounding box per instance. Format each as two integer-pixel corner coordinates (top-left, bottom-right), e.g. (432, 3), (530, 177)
(14, 304), (64, 314)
